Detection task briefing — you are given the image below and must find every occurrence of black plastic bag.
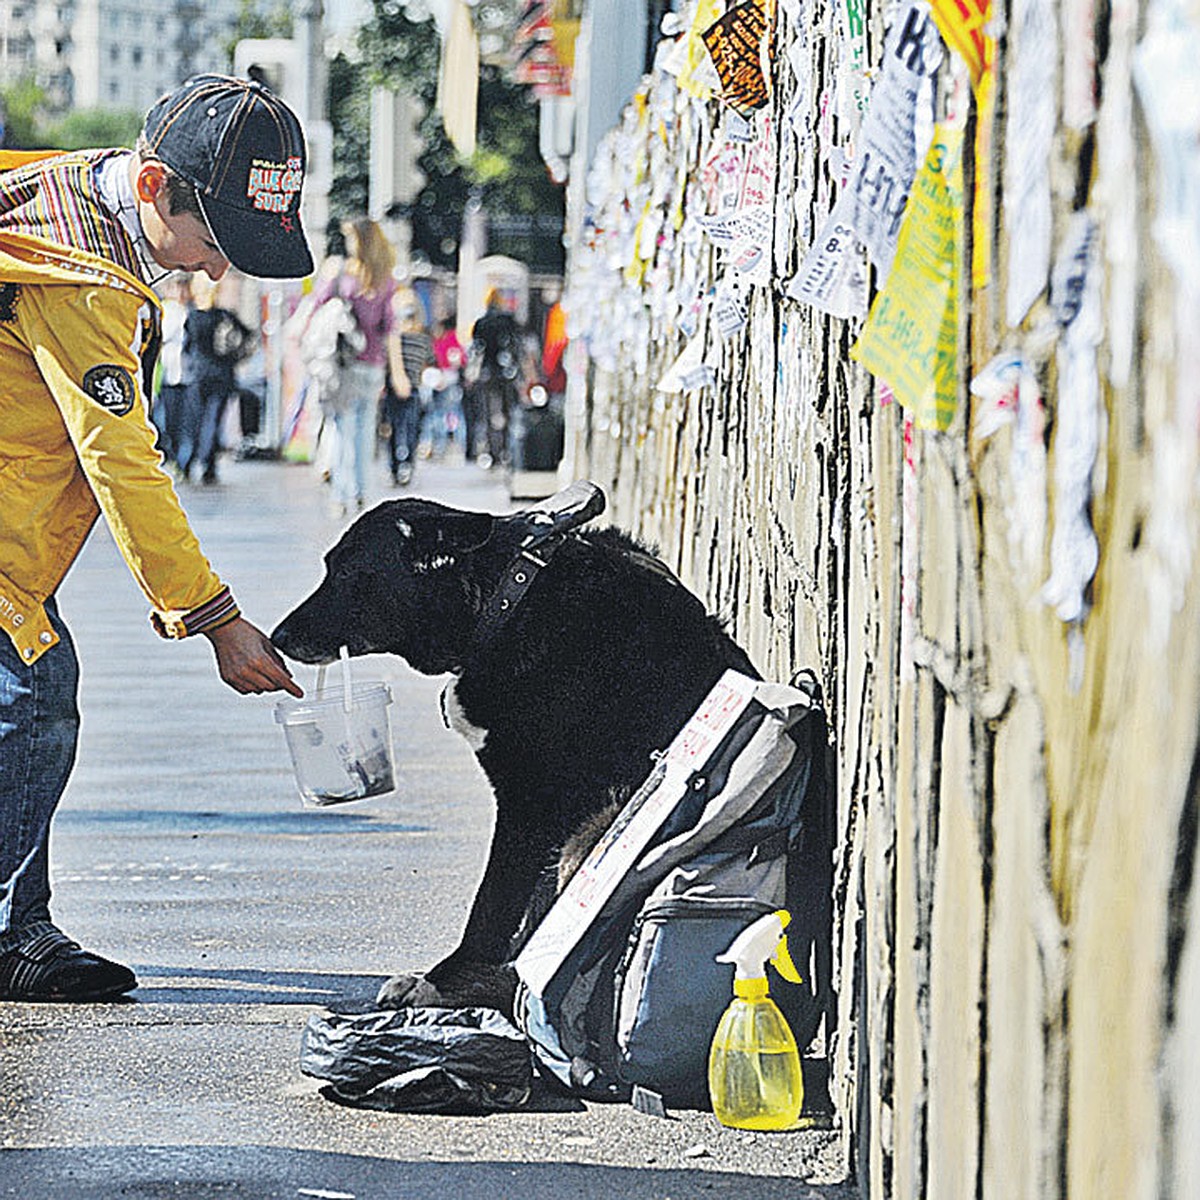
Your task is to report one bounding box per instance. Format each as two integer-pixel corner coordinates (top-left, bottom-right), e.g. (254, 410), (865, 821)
(300, 1006), (534, 1114)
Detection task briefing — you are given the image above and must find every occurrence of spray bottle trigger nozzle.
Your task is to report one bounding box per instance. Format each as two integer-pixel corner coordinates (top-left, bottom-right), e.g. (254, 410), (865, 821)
(773, 933), (802, 985)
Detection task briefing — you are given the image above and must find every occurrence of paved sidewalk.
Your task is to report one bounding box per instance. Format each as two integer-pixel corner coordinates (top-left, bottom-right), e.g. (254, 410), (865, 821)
(0, 451), (856, 1199)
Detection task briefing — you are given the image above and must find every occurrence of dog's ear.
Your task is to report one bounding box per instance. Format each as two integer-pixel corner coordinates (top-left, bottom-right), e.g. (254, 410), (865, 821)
(436, 511), (494, 552)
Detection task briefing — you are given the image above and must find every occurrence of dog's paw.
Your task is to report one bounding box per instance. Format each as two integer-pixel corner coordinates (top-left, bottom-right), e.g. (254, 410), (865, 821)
(375, 971), (444, 1009)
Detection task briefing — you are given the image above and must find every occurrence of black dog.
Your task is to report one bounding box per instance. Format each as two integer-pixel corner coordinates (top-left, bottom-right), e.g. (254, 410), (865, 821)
(271, 483), (757, 1015)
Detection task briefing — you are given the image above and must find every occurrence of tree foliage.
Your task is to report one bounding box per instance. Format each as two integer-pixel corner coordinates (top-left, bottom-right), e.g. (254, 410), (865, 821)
(0, 78), (48, 149)
(354, 1), (565, 271)
(0, 79), (141, 150)
(326, 50), (372, 247)
(47, 107), (143, 151)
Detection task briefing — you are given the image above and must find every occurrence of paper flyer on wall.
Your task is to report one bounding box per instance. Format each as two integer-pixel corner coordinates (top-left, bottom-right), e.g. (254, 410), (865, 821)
(850, 124), (964, 432)
(701, 0), (774, 115)
(1132, 0), (1200, 297)
(929, 0), (993, 91)
(787, 2), (942, 314)
(1004, 0), (1057, 327)
(971, 353), (1048, 582)
(1041, 211), (1103, 625)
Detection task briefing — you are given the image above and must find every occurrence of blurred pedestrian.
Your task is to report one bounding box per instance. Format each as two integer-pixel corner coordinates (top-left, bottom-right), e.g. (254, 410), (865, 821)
(151, 272), (193, 472)
(306, 218), (398, 514)
(541, 287), (568, 401)
(0, 73), (307, 1002)
(428, 314), (466, 459)
(468, 288), (523, 467)
(384, 296), (434, 485)
(179, 273), (252, 485)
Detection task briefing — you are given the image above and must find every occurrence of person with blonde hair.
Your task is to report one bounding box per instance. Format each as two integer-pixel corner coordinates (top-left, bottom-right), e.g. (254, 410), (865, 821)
(307, 217), (402, 513)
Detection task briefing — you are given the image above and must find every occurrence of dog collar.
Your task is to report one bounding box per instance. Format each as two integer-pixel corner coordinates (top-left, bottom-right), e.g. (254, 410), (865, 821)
(462, 480), (606, 661)
(465, 528), (569, 658)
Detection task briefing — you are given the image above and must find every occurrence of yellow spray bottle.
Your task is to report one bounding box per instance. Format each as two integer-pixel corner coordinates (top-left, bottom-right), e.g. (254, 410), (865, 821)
(707, 909), (804, 1130)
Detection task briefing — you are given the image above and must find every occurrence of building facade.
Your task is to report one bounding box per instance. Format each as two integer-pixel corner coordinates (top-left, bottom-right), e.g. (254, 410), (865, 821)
(1, 0), (271, 115)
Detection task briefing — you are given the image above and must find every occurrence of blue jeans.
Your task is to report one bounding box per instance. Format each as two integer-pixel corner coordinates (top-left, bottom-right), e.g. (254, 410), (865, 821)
(178, 375), (231, 482)
(329, 362), (384, 506)
(384, 391), (421, 478)
(0, 596), (79, 954)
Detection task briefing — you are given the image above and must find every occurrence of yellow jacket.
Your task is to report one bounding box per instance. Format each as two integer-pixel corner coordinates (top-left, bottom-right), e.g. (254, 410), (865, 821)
(0, 149), (235, 664)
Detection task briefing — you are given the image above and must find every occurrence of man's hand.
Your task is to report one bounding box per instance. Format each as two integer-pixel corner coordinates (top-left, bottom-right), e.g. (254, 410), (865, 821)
(203, 616), (304, 697)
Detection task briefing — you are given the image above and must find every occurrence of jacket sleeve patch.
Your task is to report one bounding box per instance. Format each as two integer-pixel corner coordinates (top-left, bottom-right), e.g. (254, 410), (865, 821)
(81, 364), (136, 415)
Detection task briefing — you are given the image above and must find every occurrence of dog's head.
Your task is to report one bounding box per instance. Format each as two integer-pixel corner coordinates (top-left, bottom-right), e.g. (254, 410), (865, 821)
(271, 498), (498, 674)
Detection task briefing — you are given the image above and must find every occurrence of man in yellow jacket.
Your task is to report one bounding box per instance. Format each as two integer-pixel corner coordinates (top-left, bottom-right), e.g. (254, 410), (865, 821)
(0, 75), (313, 1002)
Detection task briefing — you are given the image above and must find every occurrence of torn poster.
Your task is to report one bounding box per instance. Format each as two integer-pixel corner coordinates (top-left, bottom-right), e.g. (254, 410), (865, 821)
(851, 125), (964, 432)
(702, 0), (774, 116)
(788, 1), (942, 311)
(838, 0), (871, 124)
(1132, 0), (1200, 298)
(1061, 0), (1097, 129)
(1040, 211), (1104, 625)
(1004, 0), (1057, 327)
(677, 0), (723, 99)
(929, 0), (994, 91)
(971, 352), (1048, 582)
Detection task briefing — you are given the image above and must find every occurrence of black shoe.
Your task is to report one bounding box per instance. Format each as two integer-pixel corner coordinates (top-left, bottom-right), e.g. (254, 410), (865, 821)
(0, 929), (137, 1002)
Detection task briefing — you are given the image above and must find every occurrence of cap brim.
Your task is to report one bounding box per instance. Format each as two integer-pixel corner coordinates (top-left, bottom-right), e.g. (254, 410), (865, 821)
(198, 191), (314, 280)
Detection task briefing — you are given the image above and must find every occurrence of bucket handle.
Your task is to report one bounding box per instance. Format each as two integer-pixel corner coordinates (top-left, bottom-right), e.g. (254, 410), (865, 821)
(314, 646), (355, 713)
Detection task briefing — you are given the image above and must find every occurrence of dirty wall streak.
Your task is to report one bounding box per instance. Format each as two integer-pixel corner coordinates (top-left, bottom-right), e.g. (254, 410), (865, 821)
(559, 0), (1200, 1197)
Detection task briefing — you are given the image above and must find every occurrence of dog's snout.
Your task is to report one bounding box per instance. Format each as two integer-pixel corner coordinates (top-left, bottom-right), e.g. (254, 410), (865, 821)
(269, 618), (301, 659)
(270, 616), (327, 665)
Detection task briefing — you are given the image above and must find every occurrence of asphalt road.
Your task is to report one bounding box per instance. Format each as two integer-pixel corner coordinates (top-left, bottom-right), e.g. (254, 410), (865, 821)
(0, 447), (857, 1199)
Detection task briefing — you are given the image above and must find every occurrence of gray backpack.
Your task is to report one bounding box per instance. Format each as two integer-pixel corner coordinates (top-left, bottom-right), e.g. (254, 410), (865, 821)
(514, 669), (833, 1110)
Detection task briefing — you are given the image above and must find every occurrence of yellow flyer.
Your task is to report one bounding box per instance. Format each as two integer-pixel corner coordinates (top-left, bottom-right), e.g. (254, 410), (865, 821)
(851, 126), (964, 432)
(929, 0), (994, 90)
(677, 0), (724, 99)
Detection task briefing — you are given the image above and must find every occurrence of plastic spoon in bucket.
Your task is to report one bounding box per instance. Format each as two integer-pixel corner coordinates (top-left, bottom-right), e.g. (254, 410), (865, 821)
(335, 646), (358, 792)
(313, 647), (355, 709)
(313, 648), (359, 795)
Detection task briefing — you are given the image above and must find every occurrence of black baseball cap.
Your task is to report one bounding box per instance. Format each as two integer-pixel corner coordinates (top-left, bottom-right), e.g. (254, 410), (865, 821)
(142, 74), (314, 280)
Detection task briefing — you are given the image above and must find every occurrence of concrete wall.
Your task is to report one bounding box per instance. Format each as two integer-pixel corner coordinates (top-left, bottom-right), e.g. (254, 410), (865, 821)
(560, 1), (1200, 1195)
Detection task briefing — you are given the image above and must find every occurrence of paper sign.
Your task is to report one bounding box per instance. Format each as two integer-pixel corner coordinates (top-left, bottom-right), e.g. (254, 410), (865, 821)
(1041, 211), (1103, 624)
(702, 0), (774, 115)
(788, 2), (941, 312)
(713, 270), (753, 337)
(657, 331), (717, 393)
(678, 0), (724, 99)
(1132, 0), (1200, 296)
(929, 0), (993, 90)
(1004, 0), (1057, 326)
(851, 126), (964, 432)
(786, 220), (869, 318)
(838, 0), (871, 120)
(738, 116), (777, 209)
(844, 2), (942, 279)
(971, 352), (1048, 579)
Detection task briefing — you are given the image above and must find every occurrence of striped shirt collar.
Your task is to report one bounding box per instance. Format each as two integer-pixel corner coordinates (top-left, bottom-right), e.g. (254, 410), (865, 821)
(93, 151), (173, 289)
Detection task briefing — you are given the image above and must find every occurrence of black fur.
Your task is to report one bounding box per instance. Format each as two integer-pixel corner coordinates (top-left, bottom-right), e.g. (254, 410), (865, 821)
(271, 496), (757, 1014)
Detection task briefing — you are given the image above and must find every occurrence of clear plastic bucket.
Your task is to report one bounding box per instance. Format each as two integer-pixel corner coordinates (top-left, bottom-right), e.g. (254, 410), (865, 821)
(274, 651), (396, 806)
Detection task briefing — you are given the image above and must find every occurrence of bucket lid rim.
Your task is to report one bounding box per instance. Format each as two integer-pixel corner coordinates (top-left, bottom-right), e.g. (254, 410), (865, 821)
(273, 682), (393, 721)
